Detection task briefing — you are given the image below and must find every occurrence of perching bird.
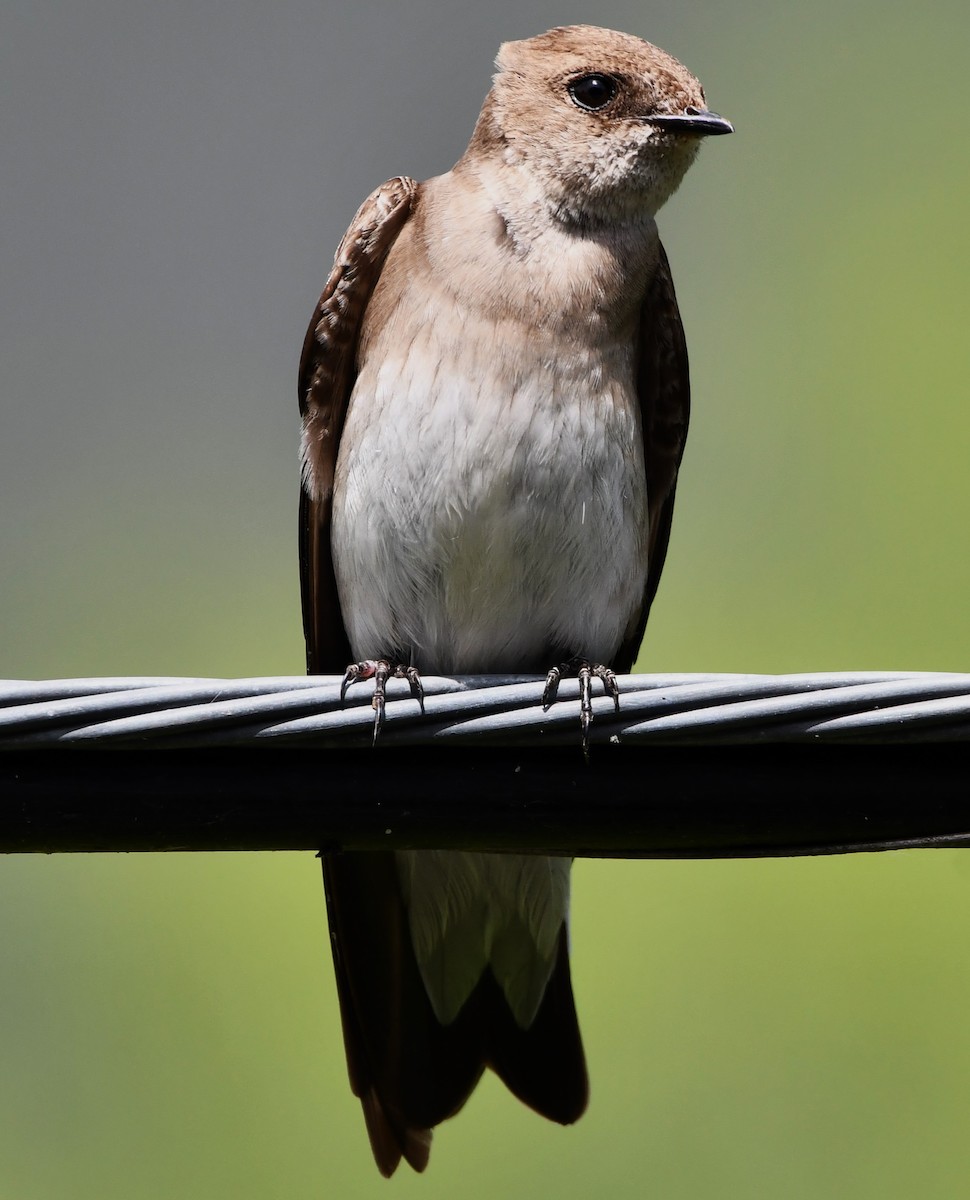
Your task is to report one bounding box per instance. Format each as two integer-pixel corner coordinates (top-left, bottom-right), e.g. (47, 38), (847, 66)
(298, 24), (731, 1175)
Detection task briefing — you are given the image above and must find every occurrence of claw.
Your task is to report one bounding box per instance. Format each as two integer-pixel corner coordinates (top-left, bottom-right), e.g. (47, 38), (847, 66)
(405, 665), (426, 715)
(339, 658), (424, 743)
(578, 663), (593, 762)
(597, 665), (620, 714)
(340, 659), (376, 705)
(541, 665), (562, 710)
(370, 659), (391, 745)
(542, 657), (620, 760)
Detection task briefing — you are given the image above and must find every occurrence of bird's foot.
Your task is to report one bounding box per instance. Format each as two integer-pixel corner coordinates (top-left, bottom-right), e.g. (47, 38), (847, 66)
(340, 659), (425, 744)
(542, 657), (620, 761)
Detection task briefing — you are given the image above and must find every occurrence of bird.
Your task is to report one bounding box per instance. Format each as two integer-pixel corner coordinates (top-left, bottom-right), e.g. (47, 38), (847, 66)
(298, 24), (731, 1175)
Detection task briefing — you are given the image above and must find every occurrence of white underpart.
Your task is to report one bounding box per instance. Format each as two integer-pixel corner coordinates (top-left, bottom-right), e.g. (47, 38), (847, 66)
(334, 334), (647, 673)
(397, 850), (571, 1027)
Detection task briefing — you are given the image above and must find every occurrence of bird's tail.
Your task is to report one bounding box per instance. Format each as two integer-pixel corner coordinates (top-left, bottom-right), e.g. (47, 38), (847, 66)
(322, 850), (588, 1175)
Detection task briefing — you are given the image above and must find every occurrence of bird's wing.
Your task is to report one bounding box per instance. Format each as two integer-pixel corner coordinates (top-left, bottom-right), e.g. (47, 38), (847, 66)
(298, 176), (419, 673)
(300, 178), (438, 1174)
(615, 239), (691, 672)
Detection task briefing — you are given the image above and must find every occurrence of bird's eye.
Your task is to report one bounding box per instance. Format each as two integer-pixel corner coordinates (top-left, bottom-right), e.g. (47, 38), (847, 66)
(567, 73), (618, 112)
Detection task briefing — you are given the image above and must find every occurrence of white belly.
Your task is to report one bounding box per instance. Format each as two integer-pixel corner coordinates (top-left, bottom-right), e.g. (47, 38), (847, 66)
(331, 327), (649, 674)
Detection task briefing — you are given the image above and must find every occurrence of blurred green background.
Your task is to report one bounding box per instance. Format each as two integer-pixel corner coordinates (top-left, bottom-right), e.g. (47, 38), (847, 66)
(2, 0), (970, 1196)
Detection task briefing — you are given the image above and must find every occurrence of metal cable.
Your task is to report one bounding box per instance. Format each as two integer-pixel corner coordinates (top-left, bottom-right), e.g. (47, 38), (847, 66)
(2, 671), (970, 748)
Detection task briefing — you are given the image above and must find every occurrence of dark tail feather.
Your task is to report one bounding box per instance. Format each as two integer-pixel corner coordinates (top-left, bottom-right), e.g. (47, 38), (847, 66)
(360, 1088), (431, 1177)
(481, 928), (588, 1124)
(322, 851), (587, 1174)
(322, 851), (485, 1173)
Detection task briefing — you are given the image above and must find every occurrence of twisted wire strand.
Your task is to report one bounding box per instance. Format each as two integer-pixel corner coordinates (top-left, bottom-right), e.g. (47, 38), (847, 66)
(2, 671), (970, 749)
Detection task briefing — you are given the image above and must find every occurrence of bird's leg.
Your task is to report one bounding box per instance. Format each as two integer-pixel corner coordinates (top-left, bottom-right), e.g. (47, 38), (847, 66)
(542, 656), (620, 760)
(340, 658), (425, 744)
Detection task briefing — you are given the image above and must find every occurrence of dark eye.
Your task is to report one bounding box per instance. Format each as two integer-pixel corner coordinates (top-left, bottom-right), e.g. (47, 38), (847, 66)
(567, 73), (619, 112)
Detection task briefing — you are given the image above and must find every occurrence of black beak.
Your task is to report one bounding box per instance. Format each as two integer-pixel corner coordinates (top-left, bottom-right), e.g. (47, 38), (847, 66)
(649, 106), (734, 136)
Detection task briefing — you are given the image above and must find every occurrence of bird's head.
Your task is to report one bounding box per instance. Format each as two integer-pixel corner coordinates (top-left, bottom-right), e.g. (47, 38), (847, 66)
(467, 25), (732, 226)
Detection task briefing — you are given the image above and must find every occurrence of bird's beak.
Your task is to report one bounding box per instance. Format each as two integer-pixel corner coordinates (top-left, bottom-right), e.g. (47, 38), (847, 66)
(649, 107), (734, 136)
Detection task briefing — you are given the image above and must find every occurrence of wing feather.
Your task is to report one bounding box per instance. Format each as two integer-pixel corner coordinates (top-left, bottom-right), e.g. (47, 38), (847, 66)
(615, 240), (691, 672)
(298, 177), (418, 673)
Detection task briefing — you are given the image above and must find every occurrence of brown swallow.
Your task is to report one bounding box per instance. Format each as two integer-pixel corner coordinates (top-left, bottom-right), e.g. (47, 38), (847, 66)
(299, 24), (731, 1174)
